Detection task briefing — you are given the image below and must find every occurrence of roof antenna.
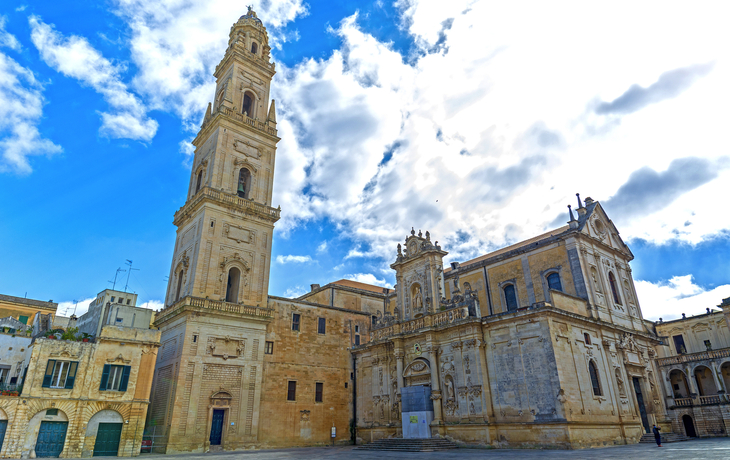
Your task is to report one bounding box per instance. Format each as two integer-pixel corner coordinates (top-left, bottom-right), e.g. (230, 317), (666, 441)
(124, 260), (140, 293)
(108, 267), (126, 290)
(576, 193), (583, 209)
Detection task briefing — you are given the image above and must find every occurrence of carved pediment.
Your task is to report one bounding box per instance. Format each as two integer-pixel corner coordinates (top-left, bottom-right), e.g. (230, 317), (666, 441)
(107, 354), (131, 364)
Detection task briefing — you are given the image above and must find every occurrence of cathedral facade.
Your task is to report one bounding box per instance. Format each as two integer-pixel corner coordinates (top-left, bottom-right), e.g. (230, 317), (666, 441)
(146, 10), (677, 452)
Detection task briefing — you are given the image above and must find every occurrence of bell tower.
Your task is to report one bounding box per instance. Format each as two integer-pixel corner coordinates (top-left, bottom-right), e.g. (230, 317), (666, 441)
(164, 7), (280, 307)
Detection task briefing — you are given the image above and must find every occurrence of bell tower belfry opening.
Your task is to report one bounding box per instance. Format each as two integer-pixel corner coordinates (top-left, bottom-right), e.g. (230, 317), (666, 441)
(164, 7), (280, 307)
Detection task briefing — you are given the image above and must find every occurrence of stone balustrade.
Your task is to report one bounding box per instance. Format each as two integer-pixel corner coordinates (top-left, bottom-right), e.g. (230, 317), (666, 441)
(699, 394), (723, 405)
(656, 347), (730, 367)
(156, 295), (273, 325)
(174, 186), (280, 223)
(369, 306), (471, 341)
(209, 106), (278, 137)
(674, 397), (693, 407)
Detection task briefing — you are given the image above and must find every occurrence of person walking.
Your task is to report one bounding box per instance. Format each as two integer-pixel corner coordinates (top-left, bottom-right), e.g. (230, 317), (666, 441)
(652, 424), (662, 447)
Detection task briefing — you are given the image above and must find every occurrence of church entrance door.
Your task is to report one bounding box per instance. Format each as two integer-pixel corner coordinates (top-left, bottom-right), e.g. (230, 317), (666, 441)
(632, 377), (650, 433)
(209, 409), (225, 445)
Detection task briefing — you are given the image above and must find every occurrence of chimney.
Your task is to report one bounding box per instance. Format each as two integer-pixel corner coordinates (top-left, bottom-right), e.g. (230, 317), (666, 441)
(450, 262), (460, 270)
(576, 193), (587, 217)
(310, 284), (320, 292)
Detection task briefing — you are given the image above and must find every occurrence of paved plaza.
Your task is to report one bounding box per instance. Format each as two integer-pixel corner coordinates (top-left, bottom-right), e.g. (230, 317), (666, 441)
(143, 438), (730, 460)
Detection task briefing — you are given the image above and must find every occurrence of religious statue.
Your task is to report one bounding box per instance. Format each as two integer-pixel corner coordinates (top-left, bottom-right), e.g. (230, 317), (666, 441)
(413, 286), (423, 310)
(445, 377), (455, 400)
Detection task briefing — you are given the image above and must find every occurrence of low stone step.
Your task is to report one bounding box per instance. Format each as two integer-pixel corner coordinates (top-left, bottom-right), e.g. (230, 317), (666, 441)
(639, 433), (691, 443)
(355, 438), (458, 452)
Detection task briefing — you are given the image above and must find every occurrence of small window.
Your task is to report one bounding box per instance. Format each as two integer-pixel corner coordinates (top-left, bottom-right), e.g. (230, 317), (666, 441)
(589, 361), (602, 396)
(19, 315), (29, 325)
(584, 333), (591, 345)
(547, 272), (562, 292)
(503, 284), (518, 311)
(315, 382), (323, 402)
(704, 340), (712, 351)
(354, 335), (360, 346)
(372, 315), (377, 325)
(318, 317), (326, 334)
(42, 360), (78, 389)
(609, 272), (621, 305)
(251, 42), (258, 54)
(287, 381), (297, 401)
(345, 382), (348, 389)
(210, 221), (215, 227)
(116, 318), (123, 323)
(46, 408), (59, 416)
(195, 170), (203, 194)
(673, 335), (687, 354)
(350, 372), (354, 380)
(100, 364), (131, 392)
(111, 296), (115, 302)
(673, 383), (679, 390)
(193, 335), (198, 343)
(354, 325), (360, 333)
(292, 313), (300, 331)
(127, 299), (131, 305)
(265, 341), (274, 354)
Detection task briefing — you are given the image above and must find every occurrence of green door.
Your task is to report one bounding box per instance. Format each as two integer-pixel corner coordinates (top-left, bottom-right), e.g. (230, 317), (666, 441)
(0, 420), (7, 452)
(93, 423), (123, 457)
(36, 421), (68, 457)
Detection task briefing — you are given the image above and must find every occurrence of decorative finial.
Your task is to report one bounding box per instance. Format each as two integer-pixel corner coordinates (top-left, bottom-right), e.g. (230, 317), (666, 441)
(576, 193), (583, 209)
(418, 229), (422, 238)
(397, 243), (402, 255)
(411, 227), (415, 236)
(425, 231), (430, 241)
(568, 205), (576, 222)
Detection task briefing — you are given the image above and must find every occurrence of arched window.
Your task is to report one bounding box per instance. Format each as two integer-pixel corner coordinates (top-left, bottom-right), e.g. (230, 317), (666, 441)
(589, 361), (602, 396)
(503, 284), (518, 311)
(609, 272), (621, 305)
(237, 168), (251, 198)
(195, 170), (203, 194)
(242, 92), (254, 117)
(546, 272), (562, 292)
(226, 267), (241, 303)
(251, 42), (258, 54)
(175, 270), (184, 301)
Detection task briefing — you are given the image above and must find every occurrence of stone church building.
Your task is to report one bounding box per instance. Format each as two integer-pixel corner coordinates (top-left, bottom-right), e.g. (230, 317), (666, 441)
(146, 9), (694, 452)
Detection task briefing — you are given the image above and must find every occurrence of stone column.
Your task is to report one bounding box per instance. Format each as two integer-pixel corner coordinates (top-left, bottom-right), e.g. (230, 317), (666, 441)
(395, 350), (405, 391)
(659, 368), (674, 405)
(685, 365), (698, 397)
(428, 346), (443, 423)
(711, 361), (725, 394)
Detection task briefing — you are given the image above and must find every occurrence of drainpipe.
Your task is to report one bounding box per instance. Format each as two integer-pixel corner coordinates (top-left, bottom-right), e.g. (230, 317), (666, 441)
(352, 354), (357, 445)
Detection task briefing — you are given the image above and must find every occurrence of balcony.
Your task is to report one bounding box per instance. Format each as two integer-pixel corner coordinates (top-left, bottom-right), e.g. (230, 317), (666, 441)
(155, 295), (274, 326)
(174, 186), (280, 224)
(369, 305), (475, 342)
(202, 105), (277, 137)
(656, 347), (730, 367)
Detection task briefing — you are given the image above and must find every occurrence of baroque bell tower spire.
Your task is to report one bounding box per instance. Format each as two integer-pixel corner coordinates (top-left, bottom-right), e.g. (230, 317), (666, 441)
(164, 7), (280, 307)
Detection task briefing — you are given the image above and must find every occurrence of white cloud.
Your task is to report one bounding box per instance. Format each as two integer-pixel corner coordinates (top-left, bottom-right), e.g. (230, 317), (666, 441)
(29, 16), (158, 141)
(635, 275), (730, 322)
(316, 241), (327, 253)
(344, 246), (371, 259)
(138, 299), (164, 311)
(345, 273), (393, 288)
(56, 297), (96, 317)
(0, 16), (21, 51)
(110, 0), (306, 129)
(283, 286), (308, 298)
(0, 50), (62, 174)
(276, 254), (313, 264)
(267, 2), (730, 268)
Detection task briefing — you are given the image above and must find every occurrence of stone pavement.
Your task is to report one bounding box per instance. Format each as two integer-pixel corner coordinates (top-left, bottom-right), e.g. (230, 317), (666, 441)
(144, 437), (730, 460)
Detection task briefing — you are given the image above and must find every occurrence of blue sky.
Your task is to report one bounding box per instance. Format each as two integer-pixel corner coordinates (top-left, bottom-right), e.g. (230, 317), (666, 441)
(1, 0), (728, 320)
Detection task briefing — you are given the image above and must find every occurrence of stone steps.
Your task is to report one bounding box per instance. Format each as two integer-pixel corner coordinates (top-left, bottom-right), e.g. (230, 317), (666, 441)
(355, 438), (458, 452)
(639, 433), (691, 444)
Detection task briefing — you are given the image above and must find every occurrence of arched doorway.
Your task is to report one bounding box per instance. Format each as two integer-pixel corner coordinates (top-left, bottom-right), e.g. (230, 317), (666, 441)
(694, 365), (718, 397)
(87, 409), (124, 457)
(669, 369), (691, 399)
(683, 414), (697, 437)
(27, 408), (69, 458)
(207, 390), (232, 448)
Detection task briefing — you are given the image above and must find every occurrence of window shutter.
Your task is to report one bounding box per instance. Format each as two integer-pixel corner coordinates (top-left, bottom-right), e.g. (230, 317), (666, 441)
(64, 362), (78, 389)
(119, 366), (131, 391)
(42, 360), (55, 388)
(99, 364), (111, 391)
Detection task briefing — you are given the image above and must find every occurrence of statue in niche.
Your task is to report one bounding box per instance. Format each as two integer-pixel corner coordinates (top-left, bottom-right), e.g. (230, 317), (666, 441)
(413, 286), (423, 310)
(445, 376), (455, 400)
(615, 369), (626, 396)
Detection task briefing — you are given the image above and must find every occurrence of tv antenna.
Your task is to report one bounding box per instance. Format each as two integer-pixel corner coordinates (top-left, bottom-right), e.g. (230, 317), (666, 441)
(72, 299), (81, 316)
(108, 267), (126, 290)
(124, 259), (140, 293)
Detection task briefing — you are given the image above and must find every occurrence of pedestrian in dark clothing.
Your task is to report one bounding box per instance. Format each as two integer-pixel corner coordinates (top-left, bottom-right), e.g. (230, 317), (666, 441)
(653, 425), (662, 447)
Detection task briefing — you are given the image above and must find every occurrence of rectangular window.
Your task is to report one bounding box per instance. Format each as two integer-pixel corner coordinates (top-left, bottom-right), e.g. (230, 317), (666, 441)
(354, 335), (360, 346)
(99, 364), (131, 392)
(292, 313), (300, 331)
(265, 341), (274, 354)
(19, 315), (28, 325)
(118, 298), (124, 304)
(318, 317), (326, 334)
(287, 381), (297, 401)
(372, 315), (377, 325)
(127, 299), (131, 305)
(0, 367), (9, 384)
(354, 325), (359, 333)
(315, 382), (323, 403)
(42, 360), (78, 389)
(193, 335), (198, 343)
(110, 296), (115, 302)
(45, 408), (58, 416)
(673, 335), (687, 354)
(116, 317), (123, 323)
